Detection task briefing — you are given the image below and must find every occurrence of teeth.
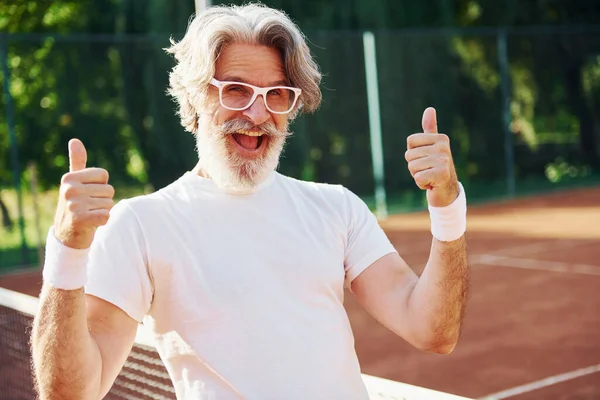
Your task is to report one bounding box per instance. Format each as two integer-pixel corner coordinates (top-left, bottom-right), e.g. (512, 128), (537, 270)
(236, 129), (263, 137)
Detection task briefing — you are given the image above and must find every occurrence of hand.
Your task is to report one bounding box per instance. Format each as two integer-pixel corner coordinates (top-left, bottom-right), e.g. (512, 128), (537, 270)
(405, 107), (459, 208)
(53, 139), (114, 249)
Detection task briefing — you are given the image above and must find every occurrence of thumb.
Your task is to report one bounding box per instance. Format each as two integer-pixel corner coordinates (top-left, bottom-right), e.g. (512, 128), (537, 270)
(422, 107), (438, 134)
(68, 138), (87, 172)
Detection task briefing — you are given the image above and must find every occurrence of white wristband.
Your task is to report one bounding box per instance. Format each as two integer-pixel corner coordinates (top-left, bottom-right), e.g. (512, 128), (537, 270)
(428, 182), (467, 242)
(42, 226), (89, 290)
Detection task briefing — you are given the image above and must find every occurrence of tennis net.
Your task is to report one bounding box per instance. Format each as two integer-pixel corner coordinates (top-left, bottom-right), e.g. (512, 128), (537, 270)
(0, 286), (471, 400)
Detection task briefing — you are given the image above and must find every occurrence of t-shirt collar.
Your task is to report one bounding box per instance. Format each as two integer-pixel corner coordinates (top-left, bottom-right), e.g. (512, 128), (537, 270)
(181, 170), (276, 195)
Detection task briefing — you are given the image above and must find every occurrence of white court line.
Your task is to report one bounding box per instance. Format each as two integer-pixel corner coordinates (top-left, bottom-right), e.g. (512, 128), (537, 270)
(471, 255), (600, 276)
(478, 239), (594, 258)
(478, 364), (600, 399)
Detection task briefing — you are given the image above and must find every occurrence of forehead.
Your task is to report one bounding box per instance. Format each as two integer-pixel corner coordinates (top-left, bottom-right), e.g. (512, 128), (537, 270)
(215, 43), (287, 86)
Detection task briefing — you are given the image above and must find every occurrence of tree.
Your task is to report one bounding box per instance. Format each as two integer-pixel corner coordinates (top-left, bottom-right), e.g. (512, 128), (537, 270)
(1, 0), (598, 199)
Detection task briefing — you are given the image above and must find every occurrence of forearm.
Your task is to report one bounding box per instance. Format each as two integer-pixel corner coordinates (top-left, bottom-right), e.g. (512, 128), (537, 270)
(406, 235), (469, 353)
(31, 284), (103, 400)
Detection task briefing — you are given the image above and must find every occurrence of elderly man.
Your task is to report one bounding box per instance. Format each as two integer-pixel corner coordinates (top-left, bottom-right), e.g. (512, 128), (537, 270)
(31, 3), (468, 399)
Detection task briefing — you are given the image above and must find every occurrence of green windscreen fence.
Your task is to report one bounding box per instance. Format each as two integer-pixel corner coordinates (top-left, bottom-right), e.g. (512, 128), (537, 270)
(2, 27), (600, 270)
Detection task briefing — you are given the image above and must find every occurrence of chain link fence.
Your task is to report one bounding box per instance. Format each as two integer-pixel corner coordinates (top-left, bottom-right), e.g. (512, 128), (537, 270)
(1, 26), (600, 270)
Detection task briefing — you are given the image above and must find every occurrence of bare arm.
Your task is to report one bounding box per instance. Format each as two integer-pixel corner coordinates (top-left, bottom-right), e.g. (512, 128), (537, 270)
(410, 236), (468, 351)
(32, 286), (139, 399)
(351, 236), (468, 354)
(32, 286), (101, 399)
(351, 107), (469, 354)
(31, 138), (139, 399)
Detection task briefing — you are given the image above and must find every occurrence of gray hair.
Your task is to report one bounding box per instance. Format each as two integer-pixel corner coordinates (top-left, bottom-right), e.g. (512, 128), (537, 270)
(165, 3), (322, 133)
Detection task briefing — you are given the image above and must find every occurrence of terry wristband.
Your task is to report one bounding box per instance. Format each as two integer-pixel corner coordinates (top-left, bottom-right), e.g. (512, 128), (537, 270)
(42, 227), (90, 290)
(428, 182), (467, 242)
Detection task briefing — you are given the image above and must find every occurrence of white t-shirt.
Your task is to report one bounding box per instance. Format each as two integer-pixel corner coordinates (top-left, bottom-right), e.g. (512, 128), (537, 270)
(85, 170), (397, 400)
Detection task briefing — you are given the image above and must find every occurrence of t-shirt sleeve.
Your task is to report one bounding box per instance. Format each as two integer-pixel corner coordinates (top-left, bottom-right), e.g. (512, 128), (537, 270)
(342, 187), (397, 287)
(84, 200), (153, 323)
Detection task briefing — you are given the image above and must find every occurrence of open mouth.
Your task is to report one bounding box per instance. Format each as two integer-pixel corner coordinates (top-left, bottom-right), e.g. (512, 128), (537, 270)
(231, 129), (265, 151)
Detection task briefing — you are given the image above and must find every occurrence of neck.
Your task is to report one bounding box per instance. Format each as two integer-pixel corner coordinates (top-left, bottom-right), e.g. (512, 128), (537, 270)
(192, 161), (210, 179)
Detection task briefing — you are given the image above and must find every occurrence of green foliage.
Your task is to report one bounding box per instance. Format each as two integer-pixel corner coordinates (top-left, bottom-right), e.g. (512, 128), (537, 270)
(545, 157), (592, 183)
(2, 0), (599, 194)
(0, 0), (201, 192)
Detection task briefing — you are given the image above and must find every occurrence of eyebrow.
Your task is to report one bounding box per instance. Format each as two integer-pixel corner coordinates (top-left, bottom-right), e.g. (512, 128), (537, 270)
(221, 76), (290, 87)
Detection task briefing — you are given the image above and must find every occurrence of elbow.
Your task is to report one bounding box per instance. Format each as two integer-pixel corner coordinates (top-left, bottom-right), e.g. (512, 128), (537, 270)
(33, 378), (104, 400)
(413, 331), (459, 355)
(423, 339), (458, 355)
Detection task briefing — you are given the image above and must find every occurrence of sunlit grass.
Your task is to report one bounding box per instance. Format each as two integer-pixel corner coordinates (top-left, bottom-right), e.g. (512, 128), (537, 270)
(0, 183), (147, 269)
(1, 186), (57, 251)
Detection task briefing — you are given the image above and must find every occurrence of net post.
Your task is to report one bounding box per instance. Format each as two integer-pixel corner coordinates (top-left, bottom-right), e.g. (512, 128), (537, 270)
(362, 31), (388, 219)
(497, 28), (515, 198)
(194, 0), (211, 13)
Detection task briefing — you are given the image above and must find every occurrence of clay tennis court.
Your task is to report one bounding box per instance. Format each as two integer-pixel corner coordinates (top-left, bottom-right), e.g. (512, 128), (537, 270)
(2, 185), (599, 399)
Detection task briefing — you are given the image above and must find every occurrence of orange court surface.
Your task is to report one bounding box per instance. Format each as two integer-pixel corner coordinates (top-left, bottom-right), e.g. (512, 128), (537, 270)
(2, 186), (599, 399)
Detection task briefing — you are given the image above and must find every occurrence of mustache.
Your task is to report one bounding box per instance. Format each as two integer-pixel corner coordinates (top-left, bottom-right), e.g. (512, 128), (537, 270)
(216, 119), (291, 138)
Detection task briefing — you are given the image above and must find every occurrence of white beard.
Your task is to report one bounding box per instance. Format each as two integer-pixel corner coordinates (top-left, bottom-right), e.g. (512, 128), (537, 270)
(195, 119), (289, 191)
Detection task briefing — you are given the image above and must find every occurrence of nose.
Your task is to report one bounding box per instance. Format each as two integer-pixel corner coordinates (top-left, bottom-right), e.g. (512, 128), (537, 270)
(242, 95), (271, 126)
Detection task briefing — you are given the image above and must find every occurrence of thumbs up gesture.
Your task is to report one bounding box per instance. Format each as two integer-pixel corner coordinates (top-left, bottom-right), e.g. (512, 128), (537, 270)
(405, 107), (459, 208)
(53, 139), (114, 249)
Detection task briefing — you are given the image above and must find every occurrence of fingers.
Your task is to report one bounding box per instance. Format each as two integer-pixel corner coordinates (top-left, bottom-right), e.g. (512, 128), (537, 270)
(407, 156), (436, 177)
(56, 140), (113, 249)
(60, 187), (114, 233)
(59, 170), (114, 222)
(65, 196), (113, 212)
(85, 184), (115, 198)
(77, 168), (109, 184)
(413, 169), (437, 190)
(422, 107), (438, 134)
(407, 108), (459, 206)
(406, 153), (451, 191)
(405, 146), (431, 162)
(88, 197), (114, 211)
(62, 168), (109, 185)
(410, 159), (454, 191)
(407, 133), (449, 150)
(407, 108), (452, 192)
(61, 183), (114, 199)
(69, 138), (87, 172)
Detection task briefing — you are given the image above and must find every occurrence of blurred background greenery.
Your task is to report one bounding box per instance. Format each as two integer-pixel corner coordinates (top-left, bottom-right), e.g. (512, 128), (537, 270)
(1, 0), (600, 270)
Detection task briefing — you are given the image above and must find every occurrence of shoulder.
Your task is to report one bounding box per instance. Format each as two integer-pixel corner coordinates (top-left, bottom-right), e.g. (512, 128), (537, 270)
(274, 173), (369, 216)
(114, 174), (192, 217)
